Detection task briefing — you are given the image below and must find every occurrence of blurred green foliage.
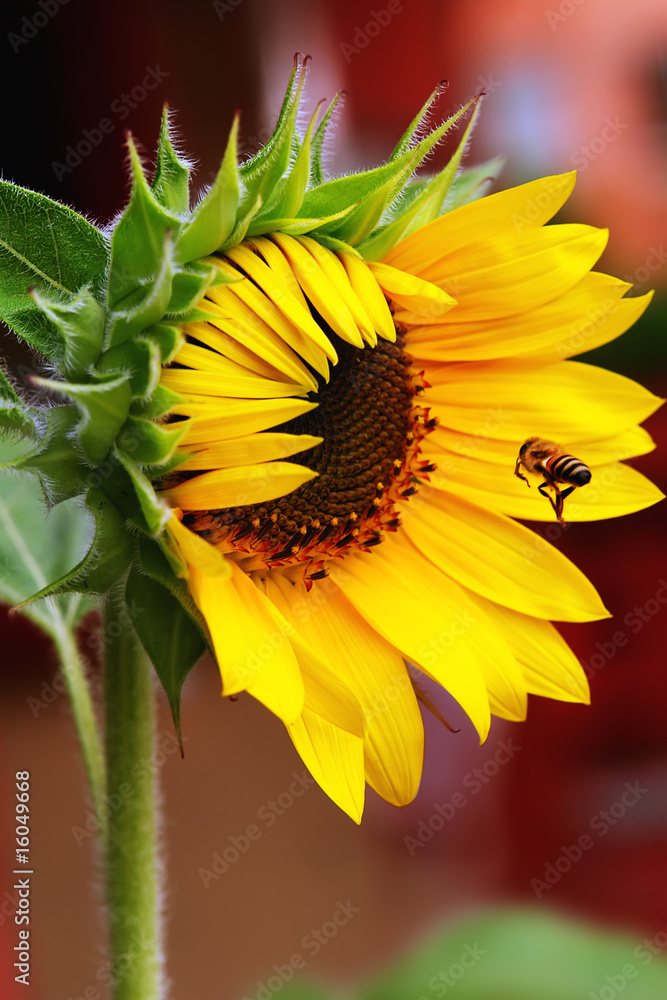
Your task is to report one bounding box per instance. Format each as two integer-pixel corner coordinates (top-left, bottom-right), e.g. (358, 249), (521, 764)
(275, 908), (667, 1000)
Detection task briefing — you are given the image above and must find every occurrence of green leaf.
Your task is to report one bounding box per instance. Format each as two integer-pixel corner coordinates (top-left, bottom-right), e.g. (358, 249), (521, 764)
(34, 373), (132, 466)
(359, 909), (667, 1000)
(151, 104), (191, 215)
(175, 116), (240, 263)
(30, 285), (106, 379)
(14, 487), (133, 605)
(0, 434), (95, 638)
(5, 405), (91, 503)
(126, 564), (206, 744)
(0, 180), (108, 359)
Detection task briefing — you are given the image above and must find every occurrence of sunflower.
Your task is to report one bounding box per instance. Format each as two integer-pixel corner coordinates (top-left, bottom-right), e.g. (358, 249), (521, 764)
(159, 141), (661, 820)
(6, 59), (660, 823)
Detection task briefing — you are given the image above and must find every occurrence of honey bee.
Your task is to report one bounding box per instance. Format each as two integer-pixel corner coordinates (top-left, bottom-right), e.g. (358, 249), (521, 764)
(514, 437), (591, 525)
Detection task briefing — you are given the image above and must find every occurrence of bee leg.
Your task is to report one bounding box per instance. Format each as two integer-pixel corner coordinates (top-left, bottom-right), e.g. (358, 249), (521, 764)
(538, 481), (564, 524)
(555, 485), (576, 525)
(514, 460), (531, 487)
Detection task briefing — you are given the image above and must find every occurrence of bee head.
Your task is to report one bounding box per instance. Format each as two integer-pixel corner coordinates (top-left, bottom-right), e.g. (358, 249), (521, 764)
(519, 436), (539, 457)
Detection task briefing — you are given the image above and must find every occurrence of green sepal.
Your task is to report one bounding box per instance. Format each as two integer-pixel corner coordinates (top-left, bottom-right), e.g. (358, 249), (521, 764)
(114, 447), (171, 535)
(151, 104), (191, 215)
(309, 92), (343, 186)
(246, 208), (354, 240)
(126, 562), (207, 746)
(30, 286), (106, 379)
(166, 260), (222, 316)
(175, 116), (240, 264)
(143, 450), (190, 479)
(130, 384), (183, 419)
(4, 405), (91, 503)
(400, 95), (484, 236)
(0, 180), (108, 361)
(238, 55), (307, 215)
(0, 368), (36, 437)
(107, 137), (179, 320)
(98, 337), (162, 399)
(388, 84), (446, 161)
(143, 323), (184, 364)
(304, 98), (475, 245)
(318, 160), (418, 245)
(12, 488), (134, 606)
(312, 234), (361, 257)
(34, 373), (132, 466)
(106, 227), (174, 349)
(218, 194), (263, 252)
(121, 415), (189, 466)
(257, 101), (321, 223)
(358, 97), (485, 259)
(446, 155), (505, 210)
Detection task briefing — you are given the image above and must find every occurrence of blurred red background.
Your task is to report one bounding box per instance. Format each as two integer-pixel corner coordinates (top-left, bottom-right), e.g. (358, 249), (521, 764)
(1, 0), (665, 997)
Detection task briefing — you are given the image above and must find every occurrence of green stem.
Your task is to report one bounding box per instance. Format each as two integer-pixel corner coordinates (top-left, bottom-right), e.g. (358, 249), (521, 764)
(52, 622), (107, 841)
(104, 585), (162, 1000)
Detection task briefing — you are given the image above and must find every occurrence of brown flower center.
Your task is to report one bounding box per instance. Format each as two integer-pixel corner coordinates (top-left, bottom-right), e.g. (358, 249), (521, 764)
(185, 330), (436, 579)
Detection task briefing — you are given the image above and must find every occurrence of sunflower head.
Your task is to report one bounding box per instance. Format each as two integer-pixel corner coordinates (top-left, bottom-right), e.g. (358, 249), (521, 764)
(1, 56), (661, 820)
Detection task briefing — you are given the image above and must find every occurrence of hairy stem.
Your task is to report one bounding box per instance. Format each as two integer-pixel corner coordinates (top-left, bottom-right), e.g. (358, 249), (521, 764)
(104, 586), (162, 1000)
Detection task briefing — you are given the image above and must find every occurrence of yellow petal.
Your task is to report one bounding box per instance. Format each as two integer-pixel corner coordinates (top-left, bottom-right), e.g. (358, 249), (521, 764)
(270, 232), (364, 347)
(161, 367), (309, 400)
(384, 172), (577, 274)
(414, 225), (608, 323)
(249, 237), (311, 311)
(178, 432), (322, 472)
(339, 251), (396, 342)
(287, 710), (365, 823)
(224, 241), (336, 375)
(427, 446), (663, 522)
(402, 489), (610, 622)
(165, 512), (231, 577)
(425, 359), (663, 443)
(268, 573), (424, 807)
(182, 321), (306, 384)
(188, 562), (304, 722)
(297, 236), (378, 345)
(329, 537), (492, 741)
(199, 293), (317, 386)
(480, 600), (590, 703)
(177, 397), (318, 444)
(428, 424), (656, 467)
(368, 260), (457, 318)
(406, 274), (650, 361)
(164, 462), (317, 510)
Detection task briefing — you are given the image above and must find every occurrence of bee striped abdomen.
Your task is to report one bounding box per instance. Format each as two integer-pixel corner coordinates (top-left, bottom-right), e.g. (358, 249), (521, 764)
(544, 454), (591, 486)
